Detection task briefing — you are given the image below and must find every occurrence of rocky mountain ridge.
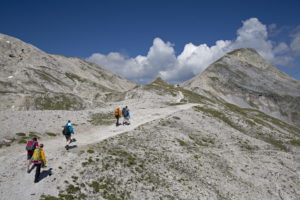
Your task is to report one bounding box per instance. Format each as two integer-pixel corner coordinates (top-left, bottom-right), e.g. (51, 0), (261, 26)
(0, 33), (136, 111)
(182, 48), (300, 128)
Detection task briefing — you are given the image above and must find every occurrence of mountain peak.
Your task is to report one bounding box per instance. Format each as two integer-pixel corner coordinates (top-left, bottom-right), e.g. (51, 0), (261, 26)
(227, 48), (259, 56)
(150, 77), (168, 85)
(183, 48), (300, 128)
(222, 48), (273, 70)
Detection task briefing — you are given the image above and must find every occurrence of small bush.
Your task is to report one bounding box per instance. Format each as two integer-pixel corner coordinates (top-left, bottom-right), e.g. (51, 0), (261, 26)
(176, 138), (187, 146)
(290, 139), (300, 146)
(40, 194), (60, 200)
(66, 184), (80, 194)
(46, 132), (57, 137)
(18, 139), (27, 144)
(16, 132), (26, 137)
(29, 132), (39, 138)
(87, 149), (95, 154)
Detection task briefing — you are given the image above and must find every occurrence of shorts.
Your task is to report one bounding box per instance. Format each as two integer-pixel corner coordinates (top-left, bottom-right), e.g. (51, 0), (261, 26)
(27, 154), (33, 160)
(65, 134), (71, 140)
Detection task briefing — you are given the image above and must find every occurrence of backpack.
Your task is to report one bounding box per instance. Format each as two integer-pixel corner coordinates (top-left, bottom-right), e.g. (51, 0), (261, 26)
(123, 109), (129, 117)
(122, 108), (126, 116)
(33, 148), (41, 162)
(115, 108), (120, 117)
(62, 125), (70, 135)
(26, 140), (36, 152)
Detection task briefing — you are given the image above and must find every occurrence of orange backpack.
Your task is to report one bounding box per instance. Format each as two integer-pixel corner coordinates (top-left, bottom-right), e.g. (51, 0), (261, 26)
(114, 108), (121, 117)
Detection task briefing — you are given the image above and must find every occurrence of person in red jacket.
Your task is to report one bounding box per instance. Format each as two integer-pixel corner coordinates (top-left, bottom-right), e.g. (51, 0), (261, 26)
(26, 137), (39, 173)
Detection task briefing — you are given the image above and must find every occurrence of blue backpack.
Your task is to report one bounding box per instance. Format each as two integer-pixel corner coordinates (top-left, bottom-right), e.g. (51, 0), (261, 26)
(62, 126), (70, 135)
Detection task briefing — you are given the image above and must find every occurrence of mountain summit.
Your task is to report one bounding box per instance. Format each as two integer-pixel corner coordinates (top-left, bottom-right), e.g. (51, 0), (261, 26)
(182, 48), (300, 127)
(0, 33), (136, 110)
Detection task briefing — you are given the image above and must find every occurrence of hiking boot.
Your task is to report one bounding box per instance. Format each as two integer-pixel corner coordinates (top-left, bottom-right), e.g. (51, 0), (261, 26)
(65, 145), (69, 150)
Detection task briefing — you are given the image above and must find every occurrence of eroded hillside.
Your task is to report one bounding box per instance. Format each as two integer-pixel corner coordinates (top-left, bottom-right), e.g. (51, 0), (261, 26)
(0, 33), (136, 111)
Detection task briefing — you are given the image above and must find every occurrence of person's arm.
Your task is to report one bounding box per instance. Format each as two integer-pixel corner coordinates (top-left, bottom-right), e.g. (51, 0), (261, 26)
(70, 126), (74, 134)
(41, 150), (46, 166)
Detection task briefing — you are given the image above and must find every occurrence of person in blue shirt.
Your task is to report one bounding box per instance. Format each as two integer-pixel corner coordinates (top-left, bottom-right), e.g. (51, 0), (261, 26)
(122, 106), (131, 125)
(64, 120), (74, 150)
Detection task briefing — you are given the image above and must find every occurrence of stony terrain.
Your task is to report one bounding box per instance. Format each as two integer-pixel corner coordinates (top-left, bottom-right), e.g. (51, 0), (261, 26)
(182, 48), (300, 128)
(0, 34), (299, 200)
(0, 80), (299, 200)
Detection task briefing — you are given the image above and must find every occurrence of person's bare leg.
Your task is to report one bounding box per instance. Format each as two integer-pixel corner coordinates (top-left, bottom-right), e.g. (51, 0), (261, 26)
(27, 160), (30, 171)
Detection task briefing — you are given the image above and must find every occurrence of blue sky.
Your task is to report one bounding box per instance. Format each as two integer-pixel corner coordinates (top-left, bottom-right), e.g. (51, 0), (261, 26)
(1, 0), (300, 83)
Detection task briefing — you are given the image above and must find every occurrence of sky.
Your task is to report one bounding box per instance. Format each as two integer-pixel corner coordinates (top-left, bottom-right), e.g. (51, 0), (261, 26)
(1, 0), (300, 84)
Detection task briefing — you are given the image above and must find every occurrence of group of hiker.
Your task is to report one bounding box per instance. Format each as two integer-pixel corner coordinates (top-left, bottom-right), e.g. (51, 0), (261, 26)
(26, 138), (47, 183)
(25, 106), (131, 183)
(114, 106), (130, 126)
(25, 120), (75, 183)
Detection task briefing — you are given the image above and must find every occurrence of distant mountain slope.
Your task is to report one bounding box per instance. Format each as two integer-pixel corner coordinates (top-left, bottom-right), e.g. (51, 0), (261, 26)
(182, 48), (300, 127)
(0, 33), (137, 110)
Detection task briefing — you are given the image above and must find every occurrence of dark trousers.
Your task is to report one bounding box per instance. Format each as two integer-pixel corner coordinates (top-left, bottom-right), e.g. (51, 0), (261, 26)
(115, 116), (120, 126)
(34, 163), (41, 182)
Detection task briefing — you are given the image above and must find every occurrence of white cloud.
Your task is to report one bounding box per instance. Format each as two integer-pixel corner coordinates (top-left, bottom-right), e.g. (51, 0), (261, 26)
(273, 42), (289, 54)
(87, 38), (177, 83)
(290, 26), (300, 55)
(87, 18), (297, 84)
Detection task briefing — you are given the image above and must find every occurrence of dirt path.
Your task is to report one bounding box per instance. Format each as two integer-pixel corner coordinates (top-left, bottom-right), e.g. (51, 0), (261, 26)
(176, 91), (184, 103)
(0, 103), (197, 200)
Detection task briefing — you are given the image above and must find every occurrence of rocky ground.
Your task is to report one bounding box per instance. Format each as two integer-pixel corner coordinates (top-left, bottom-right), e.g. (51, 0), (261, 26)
(0, 87), (299, 200)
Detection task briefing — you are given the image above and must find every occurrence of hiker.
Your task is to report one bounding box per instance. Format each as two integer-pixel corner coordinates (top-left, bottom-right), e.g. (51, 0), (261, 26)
(114, 107), (122, 126)
(63, 120), (74, 149)
(122, 106), (130, 125)
(32, 144), (46, 183)
(26, 137), (39, 173)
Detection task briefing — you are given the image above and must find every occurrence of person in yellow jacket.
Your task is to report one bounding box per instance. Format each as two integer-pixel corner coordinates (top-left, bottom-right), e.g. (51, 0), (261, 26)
(114, 107), (122, 126)
(32, 144), (46, 183)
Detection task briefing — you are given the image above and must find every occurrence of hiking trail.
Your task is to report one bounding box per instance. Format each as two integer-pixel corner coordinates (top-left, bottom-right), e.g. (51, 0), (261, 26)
(0, 103), (197, 200)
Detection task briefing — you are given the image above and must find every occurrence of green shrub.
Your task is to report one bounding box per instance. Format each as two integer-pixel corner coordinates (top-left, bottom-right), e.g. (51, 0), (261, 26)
(87, 149), (95, 154)
(290, 139), (300, 146)
(46, 132), (57, 137)
(40, 194), (60, 200)
(18, 139), (27, 144)
(176, 138), (187, 146)
(16, 132), (26, 137)
(29, 132), (39, 138)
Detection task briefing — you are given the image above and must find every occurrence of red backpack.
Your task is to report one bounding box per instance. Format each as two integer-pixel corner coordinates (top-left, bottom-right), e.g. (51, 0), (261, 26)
(26, 140), (36, 152)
